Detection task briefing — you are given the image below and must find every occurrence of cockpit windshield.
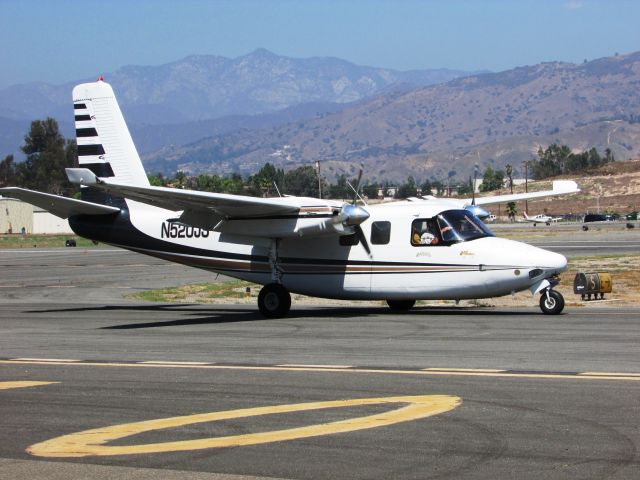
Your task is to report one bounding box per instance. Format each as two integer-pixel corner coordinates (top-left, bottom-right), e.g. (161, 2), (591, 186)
(436, 210), (494, 243)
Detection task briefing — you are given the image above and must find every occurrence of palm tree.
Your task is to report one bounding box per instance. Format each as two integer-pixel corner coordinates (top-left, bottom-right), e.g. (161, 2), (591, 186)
(506, 201), (517, 223)
(505, 164), (513, 194)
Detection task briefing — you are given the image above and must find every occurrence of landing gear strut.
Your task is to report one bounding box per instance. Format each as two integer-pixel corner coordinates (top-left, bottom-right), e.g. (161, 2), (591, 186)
(258, 283), (291, 318)
(539, 289), (564, 315)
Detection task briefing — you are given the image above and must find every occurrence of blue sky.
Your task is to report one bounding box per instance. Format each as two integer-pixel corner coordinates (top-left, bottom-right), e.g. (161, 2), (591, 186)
(1, 0), (639, 89)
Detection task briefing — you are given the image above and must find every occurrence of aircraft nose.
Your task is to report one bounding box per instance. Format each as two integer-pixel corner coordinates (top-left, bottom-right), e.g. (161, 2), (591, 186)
(487, 238), (567, 274)
(545, 250), (567, 273)
(523, 244), (567, 275)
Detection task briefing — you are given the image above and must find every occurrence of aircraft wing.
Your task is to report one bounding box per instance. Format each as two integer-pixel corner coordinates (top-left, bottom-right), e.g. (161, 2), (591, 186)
(65, 168), (337, 219)
(0, 187), (120, 218)
(468, 180), (579, 206)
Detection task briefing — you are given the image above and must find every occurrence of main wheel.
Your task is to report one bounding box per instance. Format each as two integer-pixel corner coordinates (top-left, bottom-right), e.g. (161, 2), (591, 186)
(258, 283), (291, 318)
(386, 299), (416, 312)
(539, 290), (564, 315)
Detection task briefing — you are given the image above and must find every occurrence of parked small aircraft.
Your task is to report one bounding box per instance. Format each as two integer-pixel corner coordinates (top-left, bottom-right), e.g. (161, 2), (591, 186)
(0, 80), (580, 316)
(523, 212), (563, 226)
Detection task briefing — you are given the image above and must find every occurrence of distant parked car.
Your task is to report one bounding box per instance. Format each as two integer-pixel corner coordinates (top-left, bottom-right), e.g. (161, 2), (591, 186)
(584, 213), (619, 222)
(584, 214), (608, 223)
(625, 211), (638, 221)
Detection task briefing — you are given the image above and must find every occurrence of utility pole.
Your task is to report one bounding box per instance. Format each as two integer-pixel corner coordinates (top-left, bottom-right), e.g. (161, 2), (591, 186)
(522, 160), (529, 214)
(315, 161), (322, 199)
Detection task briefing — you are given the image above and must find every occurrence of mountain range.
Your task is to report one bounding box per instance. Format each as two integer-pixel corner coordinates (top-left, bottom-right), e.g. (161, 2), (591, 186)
(0, 49), (472, 158)
(142, 51), (640, 182)
(3, 49), (640, 184)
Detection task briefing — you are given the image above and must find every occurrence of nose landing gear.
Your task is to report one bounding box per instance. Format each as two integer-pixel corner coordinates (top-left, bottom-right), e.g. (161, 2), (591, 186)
(539, 288), (565, 315)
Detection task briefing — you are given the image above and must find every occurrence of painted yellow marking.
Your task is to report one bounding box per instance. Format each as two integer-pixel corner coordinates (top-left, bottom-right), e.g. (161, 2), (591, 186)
(277, 364), (352, 369)
(2, 360), (639, 382)
(28, 394), (460, 458)
(11, 358), (79, 363)
(424, 368), (506, 373)
(579, 372), (640, 377)
(0, 381), (58, 390)
(139, 361), (211, 365)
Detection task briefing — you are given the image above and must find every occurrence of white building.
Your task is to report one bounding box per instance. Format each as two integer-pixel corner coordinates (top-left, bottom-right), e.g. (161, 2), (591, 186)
(0, 197), (72, 234)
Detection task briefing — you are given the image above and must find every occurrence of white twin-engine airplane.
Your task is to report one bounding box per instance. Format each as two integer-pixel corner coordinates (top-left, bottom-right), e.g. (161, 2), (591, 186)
(522, 212), (563, 226)
(0, 80), (580, 317)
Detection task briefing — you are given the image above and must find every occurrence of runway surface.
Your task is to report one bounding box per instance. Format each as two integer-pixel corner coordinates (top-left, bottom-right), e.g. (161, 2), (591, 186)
(1, 242), (639, 479)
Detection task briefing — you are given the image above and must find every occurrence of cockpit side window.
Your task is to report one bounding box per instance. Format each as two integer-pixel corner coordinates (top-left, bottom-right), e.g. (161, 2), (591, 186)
(411, 219), (441, 246)
(436, 210), (494, 243)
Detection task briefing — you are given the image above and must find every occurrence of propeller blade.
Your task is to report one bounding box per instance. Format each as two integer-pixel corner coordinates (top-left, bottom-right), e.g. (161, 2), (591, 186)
(352, 163), (364, 205)
(354, 224), (372, 258)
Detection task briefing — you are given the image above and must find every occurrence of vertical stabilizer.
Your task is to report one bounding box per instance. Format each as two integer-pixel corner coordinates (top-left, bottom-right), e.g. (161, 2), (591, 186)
(72, 80), (149, 187)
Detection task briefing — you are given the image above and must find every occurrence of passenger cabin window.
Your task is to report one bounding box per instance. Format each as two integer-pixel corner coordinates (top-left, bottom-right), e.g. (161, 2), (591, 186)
(339, 234), (360, 246)
(370, 221), (391, 245)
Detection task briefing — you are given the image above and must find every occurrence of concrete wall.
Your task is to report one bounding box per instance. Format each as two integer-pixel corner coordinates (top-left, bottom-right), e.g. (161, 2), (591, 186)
(0, 199), (33, 234)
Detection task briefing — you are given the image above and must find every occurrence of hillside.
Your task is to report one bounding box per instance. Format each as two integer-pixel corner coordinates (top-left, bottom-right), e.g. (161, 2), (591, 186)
(146, 51), (640, 182)
(480, 160), (640, 217)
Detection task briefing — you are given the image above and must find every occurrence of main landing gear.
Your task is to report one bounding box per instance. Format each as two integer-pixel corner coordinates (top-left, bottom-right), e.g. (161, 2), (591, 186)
(539, 289), (565, 315)
(258, 283), (291, 318)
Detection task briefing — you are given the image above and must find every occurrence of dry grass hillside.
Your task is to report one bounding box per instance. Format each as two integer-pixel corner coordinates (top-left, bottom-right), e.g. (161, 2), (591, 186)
(475, 159), (640, 216)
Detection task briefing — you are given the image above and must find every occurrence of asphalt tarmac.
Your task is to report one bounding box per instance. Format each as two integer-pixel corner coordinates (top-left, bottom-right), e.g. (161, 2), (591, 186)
(0, 235), (639, 479)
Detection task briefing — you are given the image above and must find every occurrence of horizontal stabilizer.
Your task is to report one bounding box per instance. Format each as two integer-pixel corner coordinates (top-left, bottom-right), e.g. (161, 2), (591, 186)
(471, 180), (580, 206)
(0, 187), (120, 219)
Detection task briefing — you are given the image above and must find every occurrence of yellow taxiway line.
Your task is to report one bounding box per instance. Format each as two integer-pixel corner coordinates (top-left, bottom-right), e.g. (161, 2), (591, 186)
(0, 381), (59, 390)
(28, 395), (461, 457)
(2, 359), (640, 382)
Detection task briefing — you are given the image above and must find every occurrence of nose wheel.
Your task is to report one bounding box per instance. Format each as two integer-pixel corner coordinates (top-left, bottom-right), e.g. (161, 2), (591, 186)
(258, 283), (291, 318)
(539, 289), (564, 315)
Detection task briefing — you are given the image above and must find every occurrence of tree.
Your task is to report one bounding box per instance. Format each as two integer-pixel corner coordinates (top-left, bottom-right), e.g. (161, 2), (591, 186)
(17, 118), (77, 194)
(249, 162), (285, 197)
(479, 166), (505, 192)
(284, 166), (318, 197)
(506, 202), (517, 223)
(0, 155), (16, 187)
(604, 148), (615, 164)
(174, 170), (187, 188)
(456, 176), (474, 196)
(361, 182), (380, 200)
(328, 174), (351, 200)
(505, 164), (513, 193)
(396, 176), (418, 199)
(531, 144), (570, 179)
(148, 173), (167, 186)
(420, 179), (433, 196)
